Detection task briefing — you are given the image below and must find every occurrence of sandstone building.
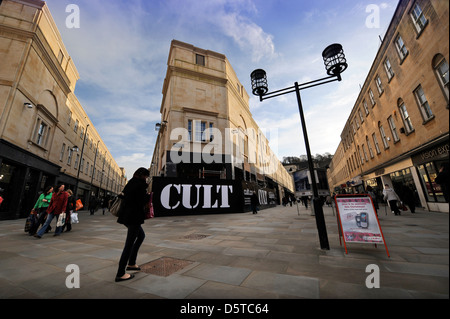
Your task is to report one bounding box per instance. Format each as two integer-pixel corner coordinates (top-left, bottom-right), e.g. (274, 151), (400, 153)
(0, 0), (126, 219)
(150, 40), (294, 214)
(327, 0), (449, 213)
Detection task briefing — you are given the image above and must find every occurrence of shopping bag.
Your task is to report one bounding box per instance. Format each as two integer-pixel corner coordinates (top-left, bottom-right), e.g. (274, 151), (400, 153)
(71, 212), (79, 224)
(75, 199), (83, 211)
(56, 213), (66, 227)
(24, 210), (37, 233)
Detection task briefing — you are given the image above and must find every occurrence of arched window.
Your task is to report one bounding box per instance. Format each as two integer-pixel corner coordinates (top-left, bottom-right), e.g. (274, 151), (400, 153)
(432, 54), (449, 105)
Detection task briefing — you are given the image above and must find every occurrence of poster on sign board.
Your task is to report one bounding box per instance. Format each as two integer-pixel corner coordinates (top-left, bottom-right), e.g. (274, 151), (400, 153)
(335, 194), (389, 257)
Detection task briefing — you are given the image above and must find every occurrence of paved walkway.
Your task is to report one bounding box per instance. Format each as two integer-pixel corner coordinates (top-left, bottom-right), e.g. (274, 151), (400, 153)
(0, 203), (448, 301)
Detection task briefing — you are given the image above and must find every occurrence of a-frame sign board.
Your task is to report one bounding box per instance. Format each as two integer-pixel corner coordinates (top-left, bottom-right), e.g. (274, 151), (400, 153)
(335, 194), (390, 257)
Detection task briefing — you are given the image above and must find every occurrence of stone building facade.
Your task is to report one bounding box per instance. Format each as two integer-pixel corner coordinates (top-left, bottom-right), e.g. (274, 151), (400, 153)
(327, 0), (449, 213)
(0, 0), (126, 219)
(150, 40), (294, 214)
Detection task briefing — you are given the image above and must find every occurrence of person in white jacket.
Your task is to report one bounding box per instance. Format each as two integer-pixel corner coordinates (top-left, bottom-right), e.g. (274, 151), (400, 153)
(383, 184), (401, 215)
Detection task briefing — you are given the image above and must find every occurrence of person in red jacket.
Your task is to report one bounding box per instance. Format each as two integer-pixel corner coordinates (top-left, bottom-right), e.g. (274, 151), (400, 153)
(34, 184), (68, 239)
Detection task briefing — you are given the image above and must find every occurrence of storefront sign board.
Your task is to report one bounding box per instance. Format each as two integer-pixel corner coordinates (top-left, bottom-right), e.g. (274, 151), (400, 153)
(335, 194), (389, 257)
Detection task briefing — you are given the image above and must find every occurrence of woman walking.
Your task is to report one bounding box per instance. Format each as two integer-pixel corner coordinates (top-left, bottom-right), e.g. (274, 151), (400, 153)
(62, 189), (76, 232)
(34, 184), (68, 238)
(383, 184), (401, 216)
(29, 186), (53, 235)
(115, 167), (151, 282)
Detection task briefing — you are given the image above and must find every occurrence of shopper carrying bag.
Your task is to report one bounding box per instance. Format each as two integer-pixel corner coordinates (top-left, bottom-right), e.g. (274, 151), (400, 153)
(114, 168), (151, 282)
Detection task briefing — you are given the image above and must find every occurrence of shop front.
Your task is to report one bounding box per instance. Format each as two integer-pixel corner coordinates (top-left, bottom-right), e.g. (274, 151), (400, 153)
(0, 140), (60, 220)
(411, 138), (449, 213)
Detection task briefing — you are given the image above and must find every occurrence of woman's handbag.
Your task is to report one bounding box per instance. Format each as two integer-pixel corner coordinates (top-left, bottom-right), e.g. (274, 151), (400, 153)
(145, 192), (154, 219)
(110, 194), (124, 217)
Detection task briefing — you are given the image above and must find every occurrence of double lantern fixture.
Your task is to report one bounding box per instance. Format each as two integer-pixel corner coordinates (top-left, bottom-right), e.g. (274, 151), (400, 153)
(250, 44), (348, 250)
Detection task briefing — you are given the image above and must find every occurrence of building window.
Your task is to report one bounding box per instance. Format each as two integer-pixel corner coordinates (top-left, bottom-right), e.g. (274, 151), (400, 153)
(375, 75), (384, 95)
(359, 109), (364, 123)
(369, 89), (376, 106)
(414, 85), (433, 121)
(80, 158), (84, 173)
(372, 133), (381, 154)
(433, 54), (449, 103)
(362, 144), (369, 162)
(67, 147), (73, 166)
(366, 136), (374, 158)
(410, 3), (428, 34)
(68, 111), (72, 125)
(398, 99), (414, 133)
(384, 58), (394, 80)
(74, 119), (79, 133)
(195, 121), (206, 142)
(196, 54), (205, 66)
(394, 34), (408, 62)
(379, 123), (389, 149)
(387, 116), (400, 142)
(74, 154), (80, 169)
(358, 146), (364, 165)
(187, 120), (192, 141)
(36, 121), (48, 146)
(417, 161), (448, 203)
(60, 143), (66, 161)
(188, 120), (211, 143)
(209, 122), (214, 142)
(363, 100), (369, 115)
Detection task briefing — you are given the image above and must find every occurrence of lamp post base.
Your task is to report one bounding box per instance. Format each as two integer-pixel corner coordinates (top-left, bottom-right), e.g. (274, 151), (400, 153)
(312, 197), (330, 250)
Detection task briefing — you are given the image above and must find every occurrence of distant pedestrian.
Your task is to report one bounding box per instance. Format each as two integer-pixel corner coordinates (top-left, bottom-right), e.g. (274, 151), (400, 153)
(398, 185), (416, 214)
(435, 163), (449, 203)
(89, 196), (97, 215)
(29, 186), (53, 235)
(115, 167), (151, 282)
(34, 184), (68, 238)
(325, 195), (332, 207)
(383, 184), (401, 216)
(366, 186), (379, 214)
(301, 196), (308, 208)
(62, 189), (76, 232)
(102, 197), (109, 215)
(251, 191), (259, 214)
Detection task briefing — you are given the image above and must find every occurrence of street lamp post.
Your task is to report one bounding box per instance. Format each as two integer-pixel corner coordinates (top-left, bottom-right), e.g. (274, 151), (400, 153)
(74, 124), (89, 201)
(250, 44), (348, 250)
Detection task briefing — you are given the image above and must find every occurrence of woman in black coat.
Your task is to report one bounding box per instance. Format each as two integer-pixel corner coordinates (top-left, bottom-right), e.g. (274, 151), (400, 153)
(115, 167), (151, 282)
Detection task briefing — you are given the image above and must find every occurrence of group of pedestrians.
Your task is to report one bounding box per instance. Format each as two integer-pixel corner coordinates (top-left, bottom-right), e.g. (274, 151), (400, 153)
(30, 184), (76, 238)
(24, 167), (153, 284)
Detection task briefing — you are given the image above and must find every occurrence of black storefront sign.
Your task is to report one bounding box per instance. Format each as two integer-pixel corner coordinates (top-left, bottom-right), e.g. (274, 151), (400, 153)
(151, 177), (244, 216)
(411, 140), (449, 166)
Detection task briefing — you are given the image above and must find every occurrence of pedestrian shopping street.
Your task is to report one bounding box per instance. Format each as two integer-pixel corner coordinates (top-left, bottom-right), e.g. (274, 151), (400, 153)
(0, 203), (448, 301)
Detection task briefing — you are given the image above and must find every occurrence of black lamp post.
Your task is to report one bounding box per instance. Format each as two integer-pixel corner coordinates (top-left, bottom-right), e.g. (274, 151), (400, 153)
(250, 44), (348, 250)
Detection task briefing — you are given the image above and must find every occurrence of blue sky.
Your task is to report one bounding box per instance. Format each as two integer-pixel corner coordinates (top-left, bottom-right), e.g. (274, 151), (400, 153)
(45, 0), (398, 178)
